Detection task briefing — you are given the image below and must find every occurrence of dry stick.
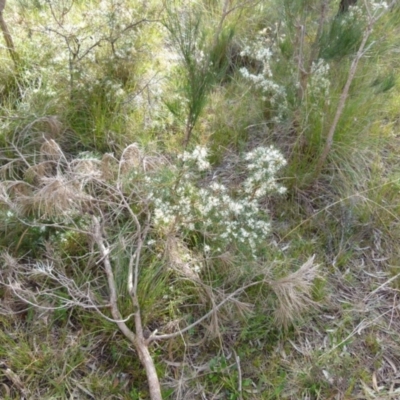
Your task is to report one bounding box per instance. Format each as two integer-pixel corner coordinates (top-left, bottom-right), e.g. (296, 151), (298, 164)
(92, 216), (162, 400)
(0, 0), (19, 70)
(312, 0), (396, 181)
(233, 349), (243, 400)
(294, 19), (306, 102)
(298, 0), (328, 101)
(213, 0), (232, 43)
(123, 207), (159, 397)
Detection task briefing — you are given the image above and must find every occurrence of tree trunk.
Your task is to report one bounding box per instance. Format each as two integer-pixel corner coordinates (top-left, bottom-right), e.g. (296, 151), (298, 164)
(0, 0), (20, 69)
(136, 342), (163, 400)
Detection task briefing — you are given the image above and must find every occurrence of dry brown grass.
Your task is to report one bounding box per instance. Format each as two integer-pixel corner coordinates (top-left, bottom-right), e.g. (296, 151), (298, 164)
(271, 255), (320, 328)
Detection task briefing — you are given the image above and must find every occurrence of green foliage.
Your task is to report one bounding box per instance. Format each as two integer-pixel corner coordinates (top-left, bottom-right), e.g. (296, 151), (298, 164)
(65, 80), (126, 152)
(164, 1), (236, 146)
(319, 15), (364, 61)
(1, 0), (400, 398)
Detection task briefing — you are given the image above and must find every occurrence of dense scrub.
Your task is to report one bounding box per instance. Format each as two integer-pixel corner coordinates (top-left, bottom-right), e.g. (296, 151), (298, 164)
(1, 0), (400, 398)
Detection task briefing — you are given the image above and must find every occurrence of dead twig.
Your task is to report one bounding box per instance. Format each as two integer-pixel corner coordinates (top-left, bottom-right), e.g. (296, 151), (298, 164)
(313, 0), (396, 180)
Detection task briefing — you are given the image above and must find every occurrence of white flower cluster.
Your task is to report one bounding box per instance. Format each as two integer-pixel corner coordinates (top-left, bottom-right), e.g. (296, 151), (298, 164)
(308, 59), (331, 101)
(239, 32), (287, 121)
(193, 48), (210, 70)
(178, 146), (211, 171)
(341, 1), (388, 26)
(240, 45), (273, 78)
(340, 5), (366, 26)
(196, 182), (272, 253)
(244, 146), (287, 198)
(152, 180), (196, 228)
(152, 146), (286, 256)
(370, 0), (389, 12)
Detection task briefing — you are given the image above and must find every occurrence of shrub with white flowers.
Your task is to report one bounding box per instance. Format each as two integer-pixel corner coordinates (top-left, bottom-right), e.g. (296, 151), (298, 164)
(150, 145), (286, 257)
(239, 31), (287, 121)
(339, 1), (388, 28)
(308, 59), (331, 104)
(178, 145), (211, 171)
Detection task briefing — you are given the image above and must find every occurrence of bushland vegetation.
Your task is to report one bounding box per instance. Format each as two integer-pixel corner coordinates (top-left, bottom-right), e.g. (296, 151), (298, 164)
(1, 0), (400, 399)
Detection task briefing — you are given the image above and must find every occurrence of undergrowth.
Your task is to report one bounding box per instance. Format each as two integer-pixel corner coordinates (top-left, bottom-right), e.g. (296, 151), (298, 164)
(1, 0), (400, 399)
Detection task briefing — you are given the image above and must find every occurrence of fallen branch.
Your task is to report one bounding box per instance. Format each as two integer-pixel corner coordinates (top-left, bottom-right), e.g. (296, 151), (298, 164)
(91, 215), (162, 400)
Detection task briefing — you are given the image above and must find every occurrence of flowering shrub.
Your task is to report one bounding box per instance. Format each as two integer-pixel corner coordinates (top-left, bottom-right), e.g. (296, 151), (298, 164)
(239, 30), (288, 121)
(308, 59), (331, 106)
(339, 0), (388, 22)
(150, 145), (286, 257)
(0, 136), (318, 400)
(178, 145), (211, 171)
(0, 138), (288, 299)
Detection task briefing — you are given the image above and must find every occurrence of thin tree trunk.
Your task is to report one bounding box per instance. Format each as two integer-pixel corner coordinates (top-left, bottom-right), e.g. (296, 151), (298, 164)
(132, 306), (162, 400)
(0, 0), (20, 70)
(92, 216), (162, 400)
(313, 23), (373, 181)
